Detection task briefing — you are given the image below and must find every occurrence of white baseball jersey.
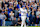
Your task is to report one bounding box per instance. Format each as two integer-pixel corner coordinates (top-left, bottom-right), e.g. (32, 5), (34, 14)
(20, 8), (27, 16)
(20, 8), (27, 27)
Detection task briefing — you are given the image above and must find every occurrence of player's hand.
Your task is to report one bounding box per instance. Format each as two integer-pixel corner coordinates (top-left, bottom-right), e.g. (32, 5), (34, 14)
(5, 18), (7, 20)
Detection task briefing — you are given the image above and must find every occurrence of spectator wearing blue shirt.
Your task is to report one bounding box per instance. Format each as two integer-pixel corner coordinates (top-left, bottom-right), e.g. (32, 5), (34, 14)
(8, 6), (12, 18)
(29, 12), (35, 24)
(8, 6), (12, 13)
(35, 15), (39, 26)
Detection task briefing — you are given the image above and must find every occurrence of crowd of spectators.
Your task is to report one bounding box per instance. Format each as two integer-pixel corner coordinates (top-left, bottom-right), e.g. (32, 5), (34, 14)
(0, 0), (40, 26)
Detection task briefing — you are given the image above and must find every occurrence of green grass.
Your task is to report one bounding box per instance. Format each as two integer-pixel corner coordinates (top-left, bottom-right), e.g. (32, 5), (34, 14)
(0, 26), (40, 27)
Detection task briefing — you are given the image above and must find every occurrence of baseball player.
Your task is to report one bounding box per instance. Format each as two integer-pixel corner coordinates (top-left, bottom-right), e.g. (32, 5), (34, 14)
(19, 6), (27, 27)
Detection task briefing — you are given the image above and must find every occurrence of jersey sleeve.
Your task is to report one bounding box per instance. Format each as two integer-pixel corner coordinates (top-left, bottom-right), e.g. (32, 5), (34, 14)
(25, 9), (27, 13)
(4, 15), (7, 19)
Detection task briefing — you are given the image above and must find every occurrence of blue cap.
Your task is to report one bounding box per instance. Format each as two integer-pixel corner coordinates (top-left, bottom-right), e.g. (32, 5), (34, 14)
(22, 5), (25, 7)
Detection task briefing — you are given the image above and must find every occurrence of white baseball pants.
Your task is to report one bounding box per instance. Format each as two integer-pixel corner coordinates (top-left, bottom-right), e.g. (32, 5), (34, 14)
(21, 16), (26, 27)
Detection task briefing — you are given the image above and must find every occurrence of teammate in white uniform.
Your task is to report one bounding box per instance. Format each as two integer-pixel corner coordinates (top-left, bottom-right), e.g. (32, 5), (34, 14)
(19, 6), (27, 27)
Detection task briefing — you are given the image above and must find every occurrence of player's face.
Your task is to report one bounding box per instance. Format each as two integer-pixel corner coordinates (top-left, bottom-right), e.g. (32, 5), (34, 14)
(23, 7), (25, 9)
(37, 16), (39, 18)
(11, 11), (13, 13)
(2, 13), (4, 15)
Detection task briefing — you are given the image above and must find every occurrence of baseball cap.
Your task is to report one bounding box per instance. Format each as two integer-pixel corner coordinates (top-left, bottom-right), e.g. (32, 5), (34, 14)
(22, 5), (25, 8)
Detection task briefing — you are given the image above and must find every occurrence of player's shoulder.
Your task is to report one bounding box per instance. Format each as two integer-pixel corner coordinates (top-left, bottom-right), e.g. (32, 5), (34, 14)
(20, 8), (23, 10)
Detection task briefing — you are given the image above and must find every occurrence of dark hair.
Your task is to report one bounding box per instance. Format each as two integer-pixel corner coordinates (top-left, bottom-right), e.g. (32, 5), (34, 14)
(0, 10), (2, 13)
